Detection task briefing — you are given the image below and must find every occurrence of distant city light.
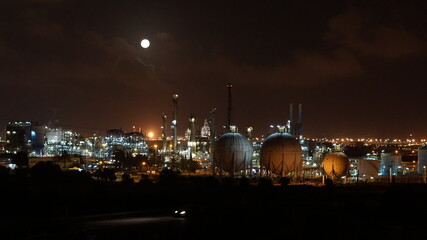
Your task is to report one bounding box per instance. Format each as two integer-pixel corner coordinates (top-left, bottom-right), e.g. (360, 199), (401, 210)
(148, 132), (154, 138)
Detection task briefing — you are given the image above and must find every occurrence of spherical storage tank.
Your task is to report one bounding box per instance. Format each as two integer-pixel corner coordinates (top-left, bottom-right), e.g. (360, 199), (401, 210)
(418, 145), (427, 174)
(214, 132), (254, 173)
(322, 152), (350, 179)
(260, 132), (302, 177)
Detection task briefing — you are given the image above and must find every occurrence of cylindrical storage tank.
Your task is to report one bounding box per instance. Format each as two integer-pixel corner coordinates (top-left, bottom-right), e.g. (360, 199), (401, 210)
(418, 145), (427, 174)
(260, 132), (302, 177)
(322, 152), (350, 179)
(380, 152), (402, 176)
(357, 159), (379, 178)
(213, 132), (253, 174)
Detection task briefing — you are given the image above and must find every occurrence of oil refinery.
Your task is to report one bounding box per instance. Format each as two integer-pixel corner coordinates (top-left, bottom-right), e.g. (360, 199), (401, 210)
(1, 84), (427, 185)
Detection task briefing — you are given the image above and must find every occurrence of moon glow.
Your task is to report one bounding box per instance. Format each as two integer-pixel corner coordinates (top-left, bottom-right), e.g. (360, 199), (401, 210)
(141, 39), (150, 48)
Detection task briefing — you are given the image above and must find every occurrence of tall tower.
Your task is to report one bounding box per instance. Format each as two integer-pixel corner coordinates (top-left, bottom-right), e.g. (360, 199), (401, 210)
(226, 83), (233, 131)
(209, 108), (216, 174)
(172, 93), (179, 152)
(188, 116), (197, 154)
(162, 113), (167, 151)
(189, 116), (196, 143)
(298, 103), (302, 139)
(289, 103), (294, 136)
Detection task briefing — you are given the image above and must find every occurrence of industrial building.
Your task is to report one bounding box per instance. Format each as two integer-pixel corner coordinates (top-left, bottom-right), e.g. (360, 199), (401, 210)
(5, 121), (46, 155)
(2, 84), (427, 185)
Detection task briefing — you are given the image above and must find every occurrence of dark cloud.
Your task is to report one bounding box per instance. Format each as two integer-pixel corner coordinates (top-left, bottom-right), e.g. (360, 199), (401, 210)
(327, 5), (427, 59)
(2, 0), (427, 138)
(156, 48), (362, 88)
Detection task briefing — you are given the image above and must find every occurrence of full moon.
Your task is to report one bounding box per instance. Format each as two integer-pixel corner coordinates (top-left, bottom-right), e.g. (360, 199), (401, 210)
(141, 39), (150, 48)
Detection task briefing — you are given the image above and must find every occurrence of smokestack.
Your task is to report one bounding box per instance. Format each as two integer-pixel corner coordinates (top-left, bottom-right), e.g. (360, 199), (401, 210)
(209, 108), (216, 175)
(289, 103), (294, 136)
(162, 113), (167, 151)
(298, 103), (302, 139)
(189, 116), (196, 142)
(172, 93), (179, 152)
(226, 83), (233, 131)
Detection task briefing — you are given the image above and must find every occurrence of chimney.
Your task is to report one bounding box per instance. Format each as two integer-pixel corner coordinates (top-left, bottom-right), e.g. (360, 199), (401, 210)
(172, 93), (179, 152)
(226, 83), (233, 132)
(289, 103), (294, 136)
(162, 113), (167, 151)
(298, 103), (302, 139)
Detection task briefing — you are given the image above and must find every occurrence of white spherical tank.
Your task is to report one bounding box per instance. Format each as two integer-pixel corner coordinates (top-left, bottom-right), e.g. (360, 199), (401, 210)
(417, 145), (427, 174)
(260, 132), (302, 177)
(213, 132), (253, 174)
(322, 152), (350, 179)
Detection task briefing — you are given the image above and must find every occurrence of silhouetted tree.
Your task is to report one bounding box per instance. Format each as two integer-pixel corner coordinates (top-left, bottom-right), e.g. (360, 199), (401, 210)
(239, 176), (249, 188)
(138, 174), (153, 185)
(133, 155), (144, 170)
(180, 157), (188, 171)
(324, 178), (334, 189)
(57, 151), (71, 168)
(203, 176), (220, 188)
(30, 161), (61, 184)
(258, 177), (273, 188)
(11, 151), (28, 168)
(13, 167), (30, 183)
(121, 172), (134, 184)
(96, 168), (117, 182)
(280, 177), (291, 187)
(0, 166), (10, 182)
(62, 170), (93, 184)
(188, 159), (199, 173)
(158, 168), (180, 185)
(222, 177), (234, 187)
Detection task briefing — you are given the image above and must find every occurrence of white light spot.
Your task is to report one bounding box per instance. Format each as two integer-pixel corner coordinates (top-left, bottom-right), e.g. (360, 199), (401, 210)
(141, 39), (150, 48)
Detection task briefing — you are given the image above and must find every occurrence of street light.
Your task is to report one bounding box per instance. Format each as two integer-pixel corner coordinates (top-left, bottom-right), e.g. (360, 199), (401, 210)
(423, 166), (426, 183)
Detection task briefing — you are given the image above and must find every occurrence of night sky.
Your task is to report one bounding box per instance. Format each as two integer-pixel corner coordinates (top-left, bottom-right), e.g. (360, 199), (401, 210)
(1, 0), (427, 139)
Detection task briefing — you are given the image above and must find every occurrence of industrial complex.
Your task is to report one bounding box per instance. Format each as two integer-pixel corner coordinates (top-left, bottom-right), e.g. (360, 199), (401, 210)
(1, 84), (426, 185)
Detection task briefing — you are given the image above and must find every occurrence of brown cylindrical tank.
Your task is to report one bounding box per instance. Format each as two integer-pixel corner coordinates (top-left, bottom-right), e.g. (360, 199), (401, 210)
(322, 152), (350, 179)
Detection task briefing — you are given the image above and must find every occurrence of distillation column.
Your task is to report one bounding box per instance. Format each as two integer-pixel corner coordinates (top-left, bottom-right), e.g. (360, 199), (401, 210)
(162, 113), (167, 152)
(172, 93), (179, 152)
(226, 83), (233, 131)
